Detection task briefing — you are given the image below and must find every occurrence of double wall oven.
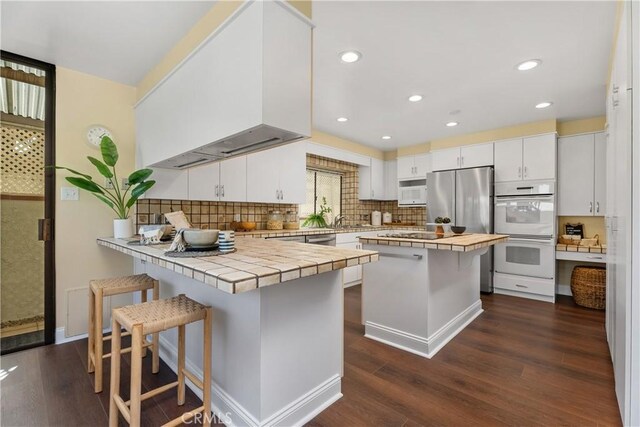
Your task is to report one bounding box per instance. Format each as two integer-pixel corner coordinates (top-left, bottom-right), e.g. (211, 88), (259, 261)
(494, 181), (556, 302)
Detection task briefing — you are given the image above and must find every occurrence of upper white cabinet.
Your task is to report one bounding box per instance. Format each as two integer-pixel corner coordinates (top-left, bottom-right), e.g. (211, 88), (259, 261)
(397, 154), (431, 179)
(188, 156), (247, 202)
(246, 142), (306, 204)
(558, 132), (606, 216)
(384, 160), (398, 200)
(136, 1), (312, 169)
(494, 134), (556, 183)
(359, 158), (385, 200)
(143, 169), (189, 200)
(431, 143), (494, 171)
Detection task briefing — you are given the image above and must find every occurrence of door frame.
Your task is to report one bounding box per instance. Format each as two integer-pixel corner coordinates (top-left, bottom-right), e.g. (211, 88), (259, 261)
(1, 50), (56, 349)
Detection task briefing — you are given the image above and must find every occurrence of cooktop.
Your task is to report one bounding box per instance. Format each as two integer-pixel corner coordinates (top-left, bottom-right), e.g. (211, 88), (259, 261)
(378, 232), (452, 241)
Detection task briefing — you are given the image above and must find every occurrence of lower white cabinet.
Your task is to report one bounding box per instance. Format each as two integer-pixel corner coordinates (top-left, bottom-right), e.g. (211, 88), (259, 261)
(336, 233), (365, 287)
(143, 168), (189, 200)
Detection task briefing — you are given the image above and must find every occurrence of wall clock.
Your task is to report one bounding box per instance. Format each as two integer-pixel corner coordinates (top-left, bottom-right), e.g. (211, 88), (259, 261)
(86, 125), (112, 148)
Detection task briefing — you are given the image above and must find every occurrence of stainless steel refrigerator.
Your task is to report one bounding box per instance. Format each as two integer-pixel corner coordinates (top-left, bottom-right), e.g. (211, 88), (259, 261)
(426, 167), (494, 293)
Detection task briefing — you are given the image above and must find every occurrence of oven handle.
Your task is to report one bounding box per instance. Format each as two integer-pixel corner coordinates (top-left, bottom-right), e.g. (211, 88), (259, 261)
(505, 237), (555, 245)
(495, 195), (554, 201)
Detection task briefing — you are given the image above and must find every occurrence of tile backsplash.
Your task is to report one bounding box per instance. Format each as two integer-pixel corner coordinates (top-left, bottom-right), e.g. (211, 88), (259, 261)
(135, 154), (426, 231)
(135, 200), (298, 230)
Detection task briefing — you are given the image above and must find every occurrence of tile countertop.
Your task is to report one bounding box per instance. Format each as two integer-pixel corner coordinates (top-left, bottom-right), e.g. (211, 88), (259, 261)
(556, 243), (607, 254)
(359, 233), (510, 252)
(97, 237), (379, 294)
(235, 225), (425, 238)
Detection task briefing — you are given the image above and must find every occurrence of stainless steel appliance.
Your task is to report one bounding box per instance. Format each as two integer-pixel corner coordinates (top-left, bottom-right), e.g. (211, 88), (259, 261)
(426, 167), (494, 292)
(267, 233), (336, 246)
(493, 180), (556, 302)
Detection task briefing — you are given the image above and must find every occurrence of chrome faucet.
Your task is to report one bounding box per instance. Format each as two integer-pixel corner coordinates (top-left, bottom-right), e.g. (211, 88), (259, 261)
(333, 214), (347, 228)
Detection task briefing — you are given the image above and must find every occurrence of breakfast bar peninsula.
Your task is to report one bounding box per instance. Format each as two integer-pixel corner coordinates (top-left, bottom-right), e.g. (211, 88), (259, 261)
(98, 236), (378, 427)
(360, 232), (508, 358)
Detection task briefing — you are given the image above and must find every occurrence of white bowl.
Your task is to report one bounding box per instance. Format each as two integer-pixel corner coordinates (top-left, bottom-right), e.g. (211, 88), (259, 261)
(183, 229), (219, 246)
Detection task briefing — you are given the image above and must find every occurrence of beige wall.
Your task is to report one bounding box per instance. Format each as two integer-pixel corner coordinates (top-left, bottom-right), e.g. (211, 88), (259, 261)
(55, 67), (136, 331)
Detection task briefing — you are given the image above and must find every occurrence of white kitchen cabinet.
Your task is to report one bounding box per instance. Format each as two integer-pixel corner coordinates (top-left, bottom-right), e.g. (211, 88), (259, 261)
(494, 134), (556, 183)
(336, 233), (366, 287)
(143, 168), (189, 200)
(136, 1), (312, 168)
(558, 132), (606, 216)
(522, 134), (557, 180)
(359, 158), (385, 200)
(397, 153), (431, 179)
(188, 156), (247, 202)
(431, 147), (460, 171)
(431, 143), (494, 171)
(384, 160), (398, 200)
(246, 142), (306, 204)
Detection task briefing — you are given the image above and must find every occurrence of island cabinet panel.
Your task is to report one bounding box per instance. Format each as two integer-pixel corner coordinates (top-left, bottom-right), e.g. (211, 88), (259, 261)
(135, 1), (312, 168)
(246, 141), (306, 204)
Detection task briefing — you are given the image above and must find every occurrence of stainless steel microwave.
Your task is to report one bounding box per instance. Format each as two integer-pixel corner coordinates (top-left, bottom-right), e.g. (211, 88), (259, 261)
(398, 179), (427, 207)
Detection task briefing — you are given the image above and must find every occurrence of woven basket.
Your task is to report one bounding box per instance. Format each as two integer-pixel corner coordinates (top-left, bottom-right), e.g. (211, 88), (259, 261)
(571, 266), (606, 309)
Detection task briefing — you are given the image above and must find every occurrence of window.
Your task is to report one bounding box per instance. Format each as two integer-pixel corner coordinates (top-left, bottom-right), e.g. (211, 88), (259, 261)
(300, 169), (342, 224)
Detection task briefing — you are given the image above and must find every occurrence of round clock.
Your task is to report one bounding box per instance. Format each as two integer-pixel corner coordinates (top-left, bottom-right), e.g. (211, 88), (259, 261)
(86, 125), (112, 148)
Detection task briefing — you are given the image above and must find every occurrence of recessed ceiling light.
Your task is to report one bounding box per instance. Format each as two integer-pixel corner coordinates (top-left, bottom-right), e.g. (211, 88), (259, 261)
(381, 135), (392, 140)
(340, 51), (362, 63)
(535, 102), (553, 109)
(408, 95), (423, 102)
(337, 117), (348, 122)
(446, 121), (459, 127)
(516, 59), (541, 71)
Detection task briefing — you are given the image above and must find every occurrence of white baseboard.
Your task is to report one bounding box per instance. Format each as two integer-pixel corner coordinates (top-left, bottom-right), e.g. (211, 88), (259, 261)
(494, 288), (556, 303)
(55, 326), (112, 345)
(158, 335), (342, 427)
(365, 300), (483, 359)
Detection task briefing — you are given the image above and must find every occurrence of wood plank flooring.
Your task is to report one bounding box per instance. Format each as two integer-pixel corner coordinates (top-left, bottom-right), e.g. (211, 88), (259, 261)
(0, 287), (621, 426)
(308, 286), (621, 427)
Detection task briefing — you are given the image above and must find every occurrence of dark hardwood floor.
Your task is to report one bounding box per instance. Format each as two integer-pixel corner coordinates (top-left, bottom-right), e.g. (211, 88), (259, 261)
(0, 286), (621, 426)
(308, 286), (621, 427)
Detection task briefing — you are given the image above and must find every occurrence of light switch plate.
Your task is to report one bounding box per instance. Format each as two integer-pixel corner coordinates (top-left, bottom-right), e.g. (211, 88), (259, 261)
(61, 186), (79, 201)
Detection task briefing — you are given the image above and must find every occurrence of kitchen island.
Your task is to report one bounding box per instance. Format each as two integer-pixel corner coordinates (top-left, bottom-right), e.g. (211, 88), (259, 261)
(97, 237), (378, 427)
(359, 233), (508, 358)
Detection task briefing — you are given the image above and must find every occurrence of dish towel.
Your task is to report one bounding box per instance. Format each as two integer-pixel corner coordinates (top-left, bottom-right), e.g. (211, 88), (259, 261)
(168, 228), (188, 252)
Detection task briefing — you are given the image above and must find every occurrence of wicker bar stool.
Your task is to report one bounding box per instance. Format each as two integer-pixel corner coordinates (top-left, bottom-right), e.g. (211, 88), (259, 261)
(109, 294), (212, 427)
(88, 274), (159, 393)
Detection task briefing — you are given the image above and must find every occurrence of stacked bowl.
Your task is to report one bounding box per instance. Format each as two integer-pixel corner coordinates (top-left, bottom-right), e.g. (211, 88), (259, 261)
(218, 230), (235, 253)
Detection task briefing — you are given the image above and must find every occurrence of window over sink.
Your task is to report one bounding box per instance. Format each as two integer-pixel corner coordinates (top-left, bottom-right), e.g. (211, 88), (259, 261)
(299, 169), (342, 225)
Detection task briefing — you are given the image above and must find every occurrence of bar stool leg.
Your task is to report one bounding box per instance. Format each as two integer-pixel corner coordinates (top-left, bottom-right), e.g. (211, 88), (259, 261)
(87, 288), (95, 374)
(140, 290), (148, 358)
(152, 281), (160, 374)
(94, 288), (104, 393)
(177, 324), (186, 405)
(130, 324), (144, 427)
(203, 307), (212, 427)
(109, 318), (122, 427)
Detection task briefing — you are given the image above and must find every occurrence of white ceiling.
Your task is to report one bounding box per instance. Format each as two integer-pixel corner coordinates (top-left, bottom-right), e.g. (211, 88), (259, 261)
(312, 1), (617, 149)
(0, 1), (215, 86)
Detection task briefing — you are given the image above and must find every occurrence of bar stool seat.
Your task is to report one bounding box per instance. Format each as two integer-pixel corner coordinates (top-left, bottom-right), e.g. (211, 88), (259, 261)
(88, 274), (159, 393)
(109, 294), (212, 427)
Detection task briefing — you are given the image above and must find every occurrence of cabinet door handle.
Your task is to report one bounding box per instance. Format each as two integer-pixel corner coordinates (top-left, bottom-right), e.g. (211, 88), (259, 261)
(461, 156), (464, 166)
(221, 185), (225, 197)
(524, 166), (528, 178)
(589, 201), (593, 213)
(515, 284), (528, 289)
(518, 166), (522, 178)
(215, 185), (219, 197)
(596, 202), (600, 213)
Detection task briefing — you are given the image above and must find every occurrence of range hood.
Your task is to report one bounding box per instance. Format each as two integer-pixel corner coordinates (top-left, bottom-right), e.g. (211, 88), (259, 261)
(151, 124), (307, 169)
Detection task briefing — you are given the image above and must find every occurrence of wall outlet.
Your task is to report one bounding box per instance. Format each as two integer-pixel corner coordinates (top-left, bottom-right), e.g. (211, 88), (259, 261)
(105, 179), (114, 190)
(121, 178), (130, 190)
(61, 186), (79, 201)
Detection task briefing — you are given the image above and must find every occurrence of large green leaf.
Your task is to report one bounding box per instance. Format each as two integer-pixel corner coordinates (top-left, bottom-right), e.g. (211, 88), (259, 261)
(128, 168), (153, 185)
(87, 156), (113, 178)
(130, 180), (155, 200)
(66, 176), (104, 193)
(47, 166), (93, 180)
(92, 193), (114, 209)
(100, 135), (119, 167)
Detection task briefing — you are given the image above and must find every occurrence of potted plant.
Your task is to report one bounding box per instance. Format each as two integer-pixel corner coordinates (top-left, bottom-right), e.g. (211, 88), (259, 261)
(434, 216), (451, 235)
(53, 136), (155, 238)
(302, 197), (333, 228)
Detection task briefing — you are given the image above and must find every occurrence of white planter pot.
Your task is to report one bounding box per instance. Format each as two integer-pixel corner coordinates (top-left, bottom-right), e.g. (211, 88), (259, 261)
(113, 218), (134, 239)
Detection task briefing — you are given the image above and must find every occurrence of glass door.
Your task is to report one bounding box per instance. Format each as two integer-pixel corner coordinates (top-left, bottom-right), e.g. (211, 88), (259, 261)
(0, 51), (55, 353)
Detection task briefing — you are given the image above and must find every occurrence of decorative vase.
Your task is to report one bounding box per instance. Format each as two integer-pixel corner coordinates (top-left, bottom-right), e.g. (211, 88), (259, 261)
(435, 225), (445, 235)
(113, 218), (134, 239)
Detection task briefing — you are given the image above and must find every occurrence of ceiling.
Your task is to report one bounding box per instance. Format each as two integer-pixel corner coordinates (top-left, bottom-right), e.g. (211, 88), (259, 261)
(312, 1), (617, 149)
(0, 1), (215, 86)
